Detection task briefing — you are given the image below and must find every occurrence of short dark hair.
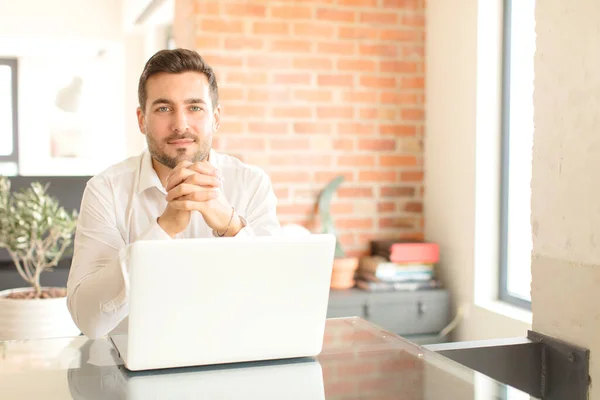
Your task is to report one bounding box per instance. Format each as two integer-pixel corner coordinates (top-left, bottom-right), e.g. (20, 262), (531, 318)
(137, 48), (219, 112)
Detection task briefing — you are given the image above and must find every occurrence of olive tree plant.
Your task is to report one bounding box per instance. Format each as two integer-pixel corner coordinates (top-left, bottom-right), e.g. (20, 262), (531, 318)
(0, 176), (78, 298)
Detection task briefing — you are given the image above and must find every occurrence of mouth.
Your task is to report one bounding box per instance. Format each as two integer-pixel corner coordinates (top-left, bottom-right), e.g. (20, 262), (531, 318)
(167, 138), (195, 146)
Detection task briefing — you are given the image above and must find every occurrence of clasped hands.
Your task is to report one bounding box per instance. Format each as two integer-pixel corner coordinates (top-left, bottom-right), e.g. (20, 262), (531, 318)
(157, 160), (242, 238)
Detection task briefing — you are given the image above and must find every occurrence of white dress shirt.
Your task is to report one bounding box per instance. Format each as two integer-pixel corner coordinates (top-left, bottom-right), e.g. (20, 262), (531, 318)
(66, 148), (279, 339)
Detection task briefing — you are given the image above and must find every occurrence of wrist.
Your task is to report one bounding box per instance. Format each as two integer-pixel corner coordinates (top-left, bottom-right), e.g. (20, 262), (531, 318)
(216, 207), (243, 237)
(157, 216), (178, 238)
(224, 214), (243, 237)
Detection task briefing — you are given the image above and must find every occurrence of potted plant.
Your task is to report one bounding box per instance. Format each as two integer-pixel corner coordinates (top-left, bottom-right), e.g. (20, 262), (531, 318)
(0, 176), (80, 340)
(317, 175), (359, 290)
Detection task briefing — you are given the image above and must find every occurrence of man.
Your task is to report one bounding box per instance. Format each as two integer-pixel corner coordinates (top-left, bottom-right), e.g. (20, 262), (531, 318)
(66, 49), (280, 339)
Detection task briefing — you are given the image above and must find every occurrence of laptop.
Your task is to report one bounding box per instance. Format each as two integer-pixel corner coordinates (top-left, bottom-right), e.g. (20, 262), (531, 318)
(109, 233), (336, 371)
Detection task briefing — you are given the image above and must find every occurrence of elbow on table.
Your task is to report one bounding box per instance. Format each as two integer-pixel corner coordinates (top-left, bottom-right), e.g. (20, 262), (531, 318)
(78, 322), (110, 340)
(66, 292), (113, 340)
(70, 312), (115, 340)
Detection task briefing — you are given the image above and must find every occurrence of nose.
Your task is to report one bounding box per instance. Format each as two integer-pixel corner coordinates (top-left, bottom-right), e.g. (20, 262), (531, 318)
(171, 109), (189, 133)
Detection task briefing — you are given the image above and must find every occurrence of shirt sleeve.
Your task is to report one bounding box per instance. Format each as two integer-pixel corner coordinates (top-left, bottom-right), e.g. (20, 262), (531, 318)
(66, 178), (171, 339)
(218, 168), (280, 237)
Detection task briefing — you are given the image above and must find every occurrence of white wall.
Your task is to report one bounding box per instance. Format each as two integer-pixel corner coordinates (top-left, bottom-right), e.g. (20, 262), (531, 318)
(531, 0), (600, 397)
(425, 0), (532, 341)
(122, 0), (173, 32)
(123, 0), (154, 30)
(16, 50), (127, 176)
(0, 0), (123, 46)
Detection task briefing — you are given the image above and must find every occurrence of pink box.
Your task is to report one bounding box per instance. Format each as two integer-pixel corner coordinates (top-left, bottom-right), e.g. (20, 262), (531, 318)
(389, 242), (440, 264)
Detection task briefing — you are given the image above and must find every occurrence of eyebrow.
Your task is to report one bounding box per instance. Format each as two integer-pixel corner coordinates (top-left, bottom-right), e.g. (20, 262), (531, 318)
(151, 98), (207, 106)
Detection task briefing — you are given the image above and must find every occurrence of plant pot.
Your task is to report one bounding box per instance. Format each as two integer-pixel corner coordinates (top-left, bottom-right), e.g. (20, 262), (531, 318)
(330, 257), (359, 290)
(0, 287), (80, 340)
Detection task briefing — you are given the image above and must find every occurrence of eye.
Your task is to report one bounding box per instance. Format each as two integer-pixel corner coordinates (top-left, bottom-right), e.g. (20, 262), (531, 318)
(190, 106), (203, 112)
(157, 106), (170, 112)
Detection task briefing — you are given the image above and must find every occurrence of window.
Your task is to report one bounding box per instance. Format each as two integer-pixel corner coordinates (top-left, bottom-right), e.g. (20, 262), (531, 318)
(499, 0), (536, 309)
(0, 58), (18, 175)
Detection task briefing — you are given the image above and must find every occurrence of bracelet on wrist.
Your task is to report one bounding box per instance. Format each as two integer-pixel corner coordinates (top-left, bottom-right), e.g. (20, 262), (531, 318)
(217, 207), (235, 237)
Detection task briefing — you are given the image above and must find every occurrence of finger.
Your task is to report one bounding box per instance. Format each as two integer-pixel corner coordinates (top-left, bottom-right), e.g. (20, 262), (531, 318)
(167, 184), (219, 202)
(168, 200), (198, 212)
(166, 183), (201, 201)
(166, 160), (193, 186)
(166, 168), (196, 191)
(176, 188), (219, 203)
(183, 173), (221, 188)
(169, 190), (219, 211)
(168, 160), (193, 177)
(188, 162), (220, 178)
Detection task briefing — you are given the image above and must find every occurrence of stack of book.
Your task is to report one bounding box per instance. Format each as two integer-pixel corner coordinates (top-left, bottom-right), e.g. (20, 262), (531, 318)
(356, 241), (442, 292)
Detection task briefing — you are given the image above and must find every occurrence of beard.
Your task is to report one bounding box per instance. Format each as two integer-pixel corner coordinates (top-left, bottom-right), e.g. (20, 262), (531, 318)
(145, 128), (212, 169)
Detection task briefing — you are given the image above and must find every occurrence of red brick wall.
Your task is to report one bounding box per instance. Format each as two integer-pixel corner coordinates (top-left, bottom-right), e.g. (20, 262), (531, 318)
(175, 0), (425, 257)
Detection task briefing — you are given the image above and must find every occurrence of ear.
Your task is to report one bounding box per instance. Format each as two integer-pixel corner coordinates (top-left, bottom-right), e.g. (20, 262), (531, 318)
(136, 107), (146, 135)
(213, 104), (221, 132)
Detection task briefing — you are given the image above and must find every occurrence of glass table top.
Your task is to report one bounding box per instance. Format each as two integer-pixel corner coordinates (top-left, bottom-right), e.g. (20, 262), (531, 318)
(0, 317), (536, 399)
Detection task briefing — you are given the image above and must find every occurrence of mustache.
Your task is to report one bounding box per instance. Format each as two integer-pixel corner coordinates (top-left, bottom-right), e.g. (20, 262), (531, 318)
(165, 133), (197, 142)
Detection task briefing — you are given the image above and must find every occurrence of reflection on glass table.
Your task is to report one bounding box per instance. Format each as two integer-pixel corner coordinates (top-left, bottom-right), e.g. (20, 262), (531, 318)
(0, 317), (537, 400)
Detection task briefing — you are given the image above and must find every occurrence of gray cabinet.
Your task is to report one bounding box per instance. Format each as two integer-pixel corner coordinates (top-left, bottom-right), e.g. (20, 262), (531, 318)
(328, 288), (451, 345)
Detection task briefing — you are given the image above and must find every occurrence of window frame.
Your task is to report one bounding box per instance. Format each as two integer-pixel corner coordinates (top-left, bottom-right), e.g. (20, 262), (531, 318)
(498, 0), (532, 311)
(0, 58), (19, 167)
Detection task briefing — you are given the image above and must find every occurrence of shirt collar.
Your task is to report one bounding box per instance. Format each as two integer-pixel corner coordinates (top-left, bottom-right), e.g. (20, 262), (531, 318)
(137, 148), (219, 195)
(208, 148), (219, 170)
(137, 148), (165, 195)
